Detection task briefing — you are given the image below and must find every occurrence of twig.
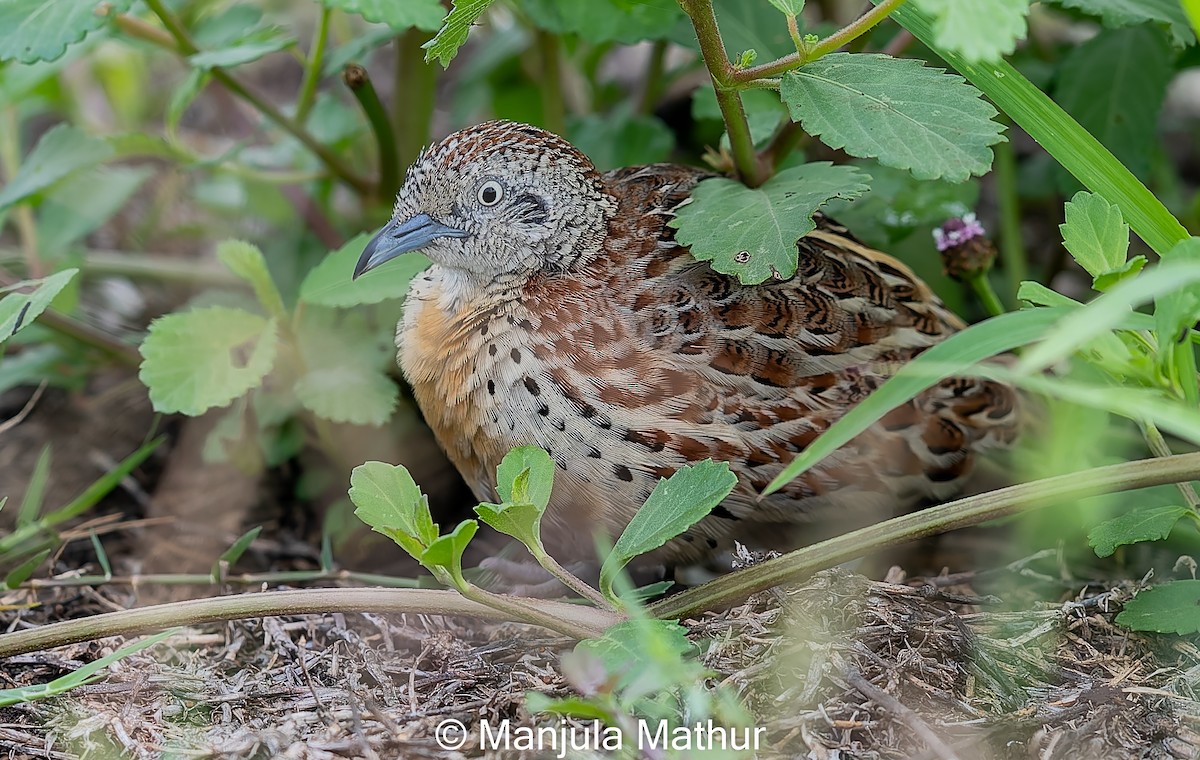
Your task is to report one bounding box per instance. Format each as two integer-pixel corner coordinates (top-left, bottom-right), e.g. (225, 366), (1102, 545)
(343, 64), (399, 197)
(295, 5), (331, 122)
(846, 671), (961, 760)
(0, 381), (47, 437)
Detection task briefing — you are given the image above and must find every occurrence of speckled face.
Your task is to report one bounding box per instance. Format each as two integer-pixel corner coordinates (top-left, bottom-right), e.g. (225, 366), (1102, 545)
(357, 121), (619, 281)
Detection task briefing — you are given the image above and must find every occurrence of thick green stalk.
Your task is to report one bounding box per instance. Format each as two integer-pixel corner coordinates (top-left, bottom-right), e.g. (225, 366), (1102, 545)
(343, 64), (399, 198)
(295, 5), (331, 122)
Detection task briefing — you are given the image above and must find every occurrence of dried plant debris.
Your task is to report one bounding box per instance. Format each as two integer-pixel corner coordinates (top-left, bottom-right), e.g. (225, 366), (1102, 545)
(1, 566), (1198, 759)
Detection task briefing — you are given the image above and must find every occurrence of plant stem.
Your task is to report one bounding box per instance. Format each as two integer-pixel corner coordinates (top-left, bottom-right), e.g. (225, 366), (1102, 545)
(1139, 421), (1200, 511)
(637, 39), (669, 115)
(394, 28), (437, 174)
(535, 29), (566, 135)
(343, 64), (399, 198)
(0, 108), (41, 277)
(457, 582), (611, 639)
(678, 0), (767, 186)
(295, 5), (331, 123)
(966, 271), (1007, 318)
(732, 0), (908, 83)
(650, 452), (1200, 619)
(0, 588), (616, 658)
(533, 550), (614, 610)
(993, 133), (1027, 306)
(0, 250), (239, 287)
(758, 119), (805, 170)
(127, 1), (371, 196)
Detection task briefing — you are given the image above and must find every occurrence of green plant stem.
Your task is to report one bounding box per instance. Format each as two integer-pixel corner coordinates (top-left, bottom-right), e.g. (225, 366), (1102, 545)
(456, 582), (615, 639)
(993, 133), (1026, 306)
(22, 569), (423, 589)
(650, 452), (1200, 619)
(966, 271), (1006, 317)
(0, 109), (41, 277)
(343, 64), (399, 198)
(394, 28), (437, 173)
(126, 2), (371, 197)
(732, 0), (908, 83)
(533, 550), (614, 610)
(759, 120), (805, 170)
(678, 0), (767, 187)
(0, 588), (615, 658)
(535, 30), (566, 135)
(637, 39), (669, 115)
(0, 250), (239, 287)
(295, 5), (331, 122)
(1139, 422), (1200, 511)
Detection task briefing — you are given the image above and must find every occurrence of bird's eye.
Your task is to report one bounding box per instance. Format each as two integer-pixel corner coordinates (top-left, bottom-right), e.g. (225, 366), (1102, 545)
(477, 180), (504, 207)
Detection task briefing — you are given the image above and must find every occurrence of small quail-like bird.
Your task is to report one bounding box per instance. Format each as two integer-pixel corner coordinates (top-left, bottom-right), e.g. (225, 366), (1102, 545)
(355, 120), (1018, 568)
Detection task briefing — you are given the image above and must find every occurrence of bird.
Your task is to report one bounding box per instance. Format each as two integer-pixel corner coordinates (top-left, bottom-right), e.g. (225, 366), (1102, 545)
(354, 119), (1019, 573)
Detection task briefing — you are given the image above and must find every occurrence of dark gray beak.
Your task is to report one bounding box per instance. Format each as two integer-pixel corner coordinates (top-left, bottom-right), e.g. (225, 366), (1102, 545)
(353, 213), (469, 279)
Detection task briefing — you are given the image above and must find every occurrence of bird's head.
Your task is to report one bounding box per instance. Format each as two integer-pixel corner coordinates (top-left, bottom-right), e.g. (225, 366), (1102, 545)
(355, 121), (617, 282)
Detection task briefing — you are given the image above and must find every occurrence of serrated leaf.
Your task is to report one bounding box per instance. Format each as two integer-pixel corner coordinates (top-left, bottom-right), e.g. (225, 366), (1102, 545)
(349, 461), (438, 560)
(1053, 26), (1173, 185)
(1060, 191), (1131, 283)
(600, 461), (737, 601)
(911, 0), (1030, 63)
(321, 0), (446, 31)
(781, 53), (1004, 182)
(1088, 505), (1191, 557)
(187, 31), (292, 69)
(495, 447), (554, 509)
(767, 0), (805, 15)
(0, 124), (114, 211)
(293, 307), (397, 425)
(300, 233), (430, 307)
(1044, 0), (1195, 46)
(37, 166), (153, 254)
(1117, 580), (1200, 634)
(423, 0), (496, 67)
(669, 162), (869, 285)
(0, 269), (78, 345)
(517, 0), (683, 44)
(420, 519), (478, 583)
(0, 0), (130, 64)
(216, 240), (286, 319)
(138, 306), (277, 415)
(1092, 256), (1146, 291)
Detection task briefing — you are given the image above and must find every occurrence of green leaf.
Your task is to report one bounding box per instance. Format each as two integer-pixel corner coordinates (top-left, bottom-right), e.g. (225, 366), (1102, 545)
(911, 0), (1030, 63)
(1017, 281), (1082, 309)
(166, 68), (209, 138)
(524, 694), (615, 722)
(321, 0), (446, 32)
(293, 307), (397, 425)
(4, 548), (51, 589)
(766, 0), (806, 15)
(349, 461), (438, 560)
(1044, 0), (1195, 46)
(576, 619), (695, 682)
(0, 124), (114, 211)
(300, 233), (430, 308)
(669, 162), (869, 285)
(187, 30), (292, 69)
(1054, 26), (1174, 187)
(36, 166), (153, 255)
(518, 0), (683, 43)
(1088, 505), (1191, 557)
(420, 519), (478, 584)
(215, 526), (263, 575)
(216, 240), (286, 319)
(566, 111), (675, 171)
(495, 446), (555, 510)
(0, 0), (130, 64)
(0, 269), (78, 345)
(1116, 580), (1200, 634)
(766, 307), (1074, 493)
(1060, 191), (1131, 284)
(781, 53), (1004, 182)
(475, 500), (546, 552)
(0, 629), (176, 707)
(41, 437), (163, 528)
(600, 461), (737, 602)
(423, 0), (496, 67)
(17, 446), (51, 528)
(0, 345), (65, 396)
(138, 306), (278, 415)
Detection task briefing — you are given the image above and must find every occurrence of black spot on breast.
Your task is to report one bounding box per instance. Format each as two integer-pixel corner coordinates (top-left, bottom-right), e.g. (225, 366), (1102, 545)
(614, 464), (633, 482)
(706, 537), (719, 549)
(587, 447), (602, 458)
(487, 380), (495, 395)
(524, 377), (540, 396)
(553, 418), (566, 431)
(480, 322), (489, 336)
(489, 344), (497, 356)
(511, 348), (522, 363)
(538, 403), (550, 416)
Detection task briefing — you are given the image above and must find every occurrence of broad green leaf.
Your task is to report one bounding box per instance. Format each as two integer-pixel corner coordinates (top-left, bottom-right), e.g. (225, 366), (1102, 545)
(0, 124), (114, 211)
(518, 0), (683, 43)
(36, 166), (153, 255)
(0, 0), (130, 64)
(349, 461), (438, 560)
(1019, 256), (1200, 373)
(0, 269), (78, 345)
(495, 446), (555, 510)
(669, 162), (870, 285)
(138, 306), (278, 414)
(475, 500), (546, 552)
(1053, 27), (1173, 184)
(216, 240), (286, 319)
(321, 0), (446, 32)
(300, 233), (430, 308)
(17, 446), (51, 528)
(781, 53), (1004, 182)
(1060, 191), (1131, 284)
(293, 307), (397, 425)
(187, 31), (292, 69)
(1088, 505), (1191, 557)
(1154, 239), (1200, 396)
(600, 461), (737, 601)
(0, 630), (176, 707)
(567, 111), (675, 171)
(420, 519), (478, 583)
(912, 0), (1030, 63)
(1116, 580), (1200, 634)
(766, 307), (1074, 493)
(423, 0), (496, 67)
(1044, 0), (1195, 46)
(767, 0), (805, 15)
